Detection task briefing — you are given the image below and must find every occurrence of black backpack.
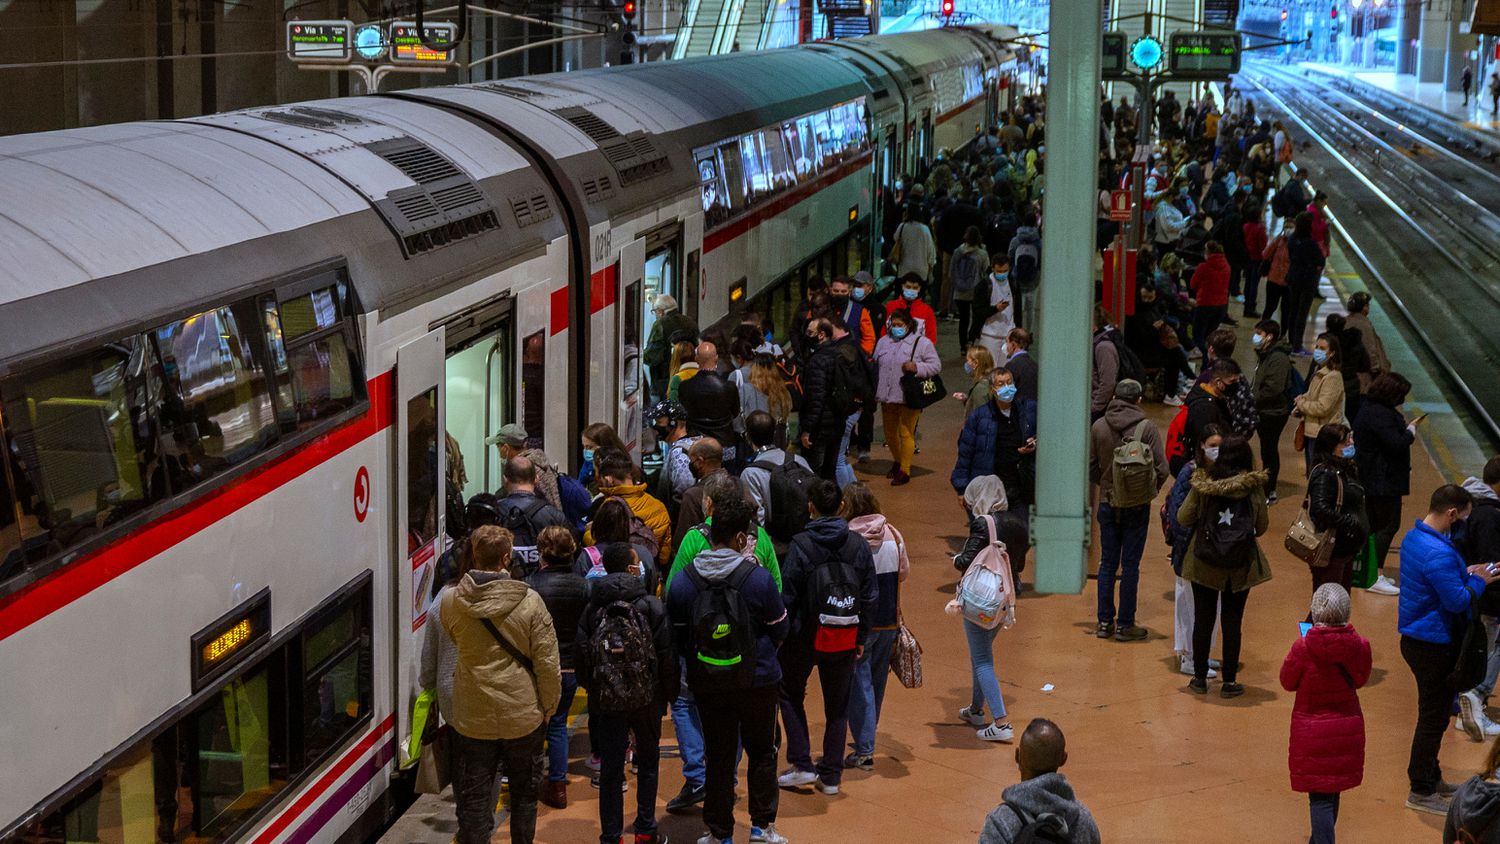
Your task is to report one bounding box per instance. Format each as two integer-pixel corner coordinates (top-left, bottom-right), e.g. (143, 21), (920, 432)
(1195, 494), (1257, 568)
(499, 497), (549, 575)
(684, 561), (760, 690)
(828, 342), (874, 417)
(1011, 239), (1041, 292)
(751, 454), (816, 543)
(796, 534), (864, 653)
(1100, 329), (1146, 384)
(586, 599), (658, 713)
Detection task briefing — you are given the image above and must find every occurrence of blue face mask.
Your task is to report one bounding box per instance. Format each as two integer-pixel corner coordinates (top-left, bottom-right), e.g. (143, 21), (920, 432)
(993, 271), (1009, 282)
(764, 331), (774, 344)
(902, 288), (919, 301)
(583, 448), (595, 465)
(1313, 348), (1328, 364)
(995, 384), (1018, 402)
(963, 361), (975, 375)
(889, 325), (909, 340)
(1340, 444), (1356, 459)
(1251, 333), (1264, 348)
(852, 287), (867, 301)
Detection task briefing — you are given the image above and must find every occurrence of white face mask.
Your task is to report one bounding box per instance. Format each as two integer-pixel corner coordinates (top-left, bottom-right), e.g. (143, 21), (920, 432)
(1203, 446), (1220, 463)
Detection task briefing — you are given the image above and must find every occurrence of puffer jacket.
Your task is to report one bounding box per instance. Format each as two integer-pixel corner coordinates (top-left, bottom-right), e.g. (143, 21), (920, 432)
(1352, 399), (1414, 498)
(1178, 469), (1272, 593)
(1462, 477), (1500, 566)
(525, 565), (590, 671)
(587, 481), (672, 566)
(1398, 521), (1484, 645)
(1088, 398), (1169, 506)
(951, 398), (1038, 493)
(1165, 462), (1196, 575)
(1251, 336), (1294, 416)
(574, 571), (679, 707)
(440, 570), (563, 741)
(1279, 623), (1372, 794)
(1190, 253), (1231, 307)
(849, 514), (910, 631)
(1445, 776), (1500, 843)
(1308, 463), (1370, 558)
(1298, 366), (1346, 438)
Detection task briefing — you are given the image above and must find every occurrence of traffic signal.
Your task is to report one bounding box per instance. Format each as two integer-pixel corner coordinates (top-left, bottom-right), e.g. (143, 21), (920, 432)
(1330, 8), (1337, 18)
(941, 0), (954, 16)
(620, 0), (638, 45)
(1280, 8), (1288, 20)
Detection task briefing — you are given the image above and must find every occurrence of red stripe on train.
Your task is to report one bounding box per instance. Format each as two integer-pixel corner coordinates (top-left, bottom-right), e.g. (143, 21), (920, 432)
(250, 714), (397, 844)
(0, 371), (395, 643)
(702, 152), (873, 254)
(934, 93), (987, 127)
(590, 265), (618, 315)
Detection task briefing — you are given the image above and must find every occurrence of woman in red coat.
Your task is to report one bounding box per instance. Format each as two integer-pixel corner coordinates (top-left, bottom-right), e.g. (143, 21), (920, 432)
(1280, 583), (1372, 844)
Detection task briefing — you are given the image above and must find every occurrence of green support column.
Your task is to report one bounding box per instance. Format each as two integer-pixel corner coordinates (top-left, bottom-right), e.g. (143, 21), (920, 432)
(1032, 0), (1100, 594)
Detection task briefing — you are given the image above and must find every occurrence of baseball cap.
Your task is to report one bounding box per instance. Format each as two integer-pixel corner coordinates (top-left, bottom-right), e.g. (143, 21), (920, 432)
(484, 422), (527, 447)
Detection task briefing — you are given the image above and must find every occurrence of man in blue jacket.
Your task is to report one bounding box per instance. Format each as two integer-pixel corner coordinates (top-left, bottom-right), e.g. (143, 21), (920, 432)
(1398, 484), (1500, 816)
(951, 367), (1038, 511)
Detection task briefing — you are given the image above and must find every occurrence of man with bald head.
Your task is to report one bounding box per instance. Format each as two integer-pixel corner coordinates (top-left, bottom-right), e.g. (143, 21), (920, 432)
(978, 719), (1101, 844)
(673, 437), (753, 548)
(678, 339), (741, 468)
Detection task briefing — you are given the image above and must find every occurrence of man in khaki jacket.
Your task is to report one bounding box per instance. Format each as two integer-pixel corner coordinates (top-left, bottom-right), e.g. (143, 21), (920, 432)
(441, 525), (562, 844)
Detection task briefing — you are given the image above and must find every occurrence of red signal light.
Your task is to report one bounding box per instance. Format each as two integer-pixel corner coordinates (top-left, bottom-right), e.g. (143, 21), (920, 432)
(1330, 8), (1338, 17)
(941, 0), (954, 15)
(623, 0), (636, 15)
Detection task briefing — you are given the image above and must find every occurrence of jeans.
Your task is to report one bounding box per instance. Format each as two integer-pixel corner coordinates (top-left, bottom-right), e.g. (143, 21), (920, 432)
(1365, 495), (1403, 574)
(1097, 503), (1150, 627)
(881, 403), (922, 474)
(594, 703), (663, 844)
(451, 725), (545, 844)
(1263, 282), (1287, 327)
(836, 411), (860, 489)
(1285, 281), (1318, 352)
(670, 691), (706, 788)
(1474, 617), (1500, 699)
(1191, 305), (1229, 356)
(848, 628), (899, 756)
(964, 618), (1007, 720)
(697, 685), (780, 841)
(1192, 583), (1249, 683)
(1243, 259), (1263, 313)
(956, 296), (981, 347)
(778, 644), (856, 784)
(1309, 791), (1339, 844)
(1258, 413), (1290, 495)
(1401, 635), (1460, 795)
(545, 671), (579, 782)
(853, 404), (876, 453)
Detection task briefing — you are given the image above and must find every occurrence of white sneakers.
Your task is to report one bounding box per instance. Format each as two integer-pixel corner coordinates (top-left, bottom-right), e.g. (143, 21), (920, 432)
(776, 769), (817, 788)
(1178, 654), (1219, 679)
(977, 723), (1015, 742)
(959, 706), (989, 727)
(1457, 691), (1500, 741)
(750, 824), (790, 844)
(1367, 575), (1400, 596)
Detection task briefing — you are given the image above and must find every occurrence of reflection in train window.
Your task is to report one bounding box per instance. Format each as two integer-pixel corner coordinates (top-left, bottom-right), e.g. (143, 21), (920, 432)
(191, 658), (289, 838)
(406, 388), (439, 554)
(300, 589), (371, 765)
(623, 281), (642, 401)
(521, 330), (546, 452)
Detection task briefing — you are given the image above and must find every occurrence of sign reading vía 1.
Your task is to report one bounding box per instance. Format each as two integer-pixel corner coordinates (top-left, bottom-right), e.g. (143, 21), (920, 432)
(1167, 31), (1241, 79)
(287, 20), (352, 63)
(285, 19), (456, 66)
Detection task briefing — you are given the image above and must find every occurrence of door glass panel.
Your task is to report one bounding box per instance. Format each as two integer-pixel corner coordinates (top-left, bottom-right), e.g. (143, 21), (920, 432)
(406, 388), (439, 554)
(192, 661), (286, 839)
(520, 331), (546, 452)
(623, 281), (642, 401)
(446, 326), (512, 501)
(22, 742), (159, 843)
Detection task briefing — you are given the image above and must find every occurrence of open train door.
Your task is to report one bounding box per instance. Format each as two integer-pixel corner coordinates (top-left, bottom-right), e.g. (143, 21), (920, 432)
(394, 327), (446, 766)
(618, 237), (646, 457)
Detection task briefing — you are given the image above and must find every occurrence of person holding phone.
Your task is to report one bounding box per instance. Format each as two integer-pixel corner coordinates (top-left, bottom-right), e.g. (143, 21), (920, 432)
(1352, 372), (1419, 596)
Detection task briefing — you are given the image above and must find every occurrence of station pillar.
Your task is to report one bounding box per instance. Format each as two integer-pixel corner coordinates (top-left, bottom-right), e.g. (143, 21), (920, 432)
(1416, 0), (1452, 83)
(1444, 10), (1479, 93)
(1397, 0), (1420, 74)
(1031, 0), (1098, 595)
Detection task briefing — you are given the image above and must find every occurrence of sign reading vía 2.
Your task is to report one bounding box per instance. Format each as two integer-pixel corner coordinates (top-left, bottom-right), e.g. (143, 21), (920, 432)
(1167, 31), (1241, 79)
(285, 19), (456, 66)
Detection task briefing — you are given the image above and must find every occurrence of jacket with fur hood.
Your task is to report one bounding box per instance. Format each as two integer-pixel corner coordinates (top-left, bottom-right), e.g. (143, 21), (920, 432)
(1445, 776), (1500, 843)
(440, 570), (563, 741)
(574, 571), (679, 708)
(1280, 623), (1372, 793)
(1177, 469), (1272, 592)
(1089, 398), (1169, 506)
(978, 772), (1101, 844)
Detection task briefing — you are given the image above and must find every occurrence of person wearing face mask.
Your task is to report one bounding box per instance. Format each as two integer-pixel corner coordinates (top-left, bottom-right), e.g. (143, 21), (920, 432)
(798, 316), (870, 483)
(1175, 358), (1240, 476)
(829, 276), (876, 355)
(884, 274), (938, 345)
(1304, 423), (1370, 604)
(1398, 484), (1500, 816)
(1353, 372), (1419, 598)
(849, 272), (886, 464)
(952, 367), (1038, 510)
(1250, 320), (1295, 503)
(977, 257), (1015, 365)
(954, 345), (997, 418)
(580, 422), (630, 495)
(1165, 427), (1226, 677)
(872, 310), (942, 486)
(1295, 333), (1347, 474)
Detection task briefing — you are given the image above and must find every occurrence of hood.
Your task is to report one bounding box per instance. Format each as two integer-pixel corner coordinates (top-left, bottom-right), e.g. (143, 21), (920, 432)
(455, 570), (529, 619)
(1257, 334), (1293, 359)
(599, 481), (648, 498)
(1015, 226), (1040, 242)
(590, 571), (648, 606)
(999, 773), (1092, 837)
(803, 516), (852, 548)
(692, 547), (749, 581)
(1202, 253), (1229, 272)
(1185, 382), (1220, 405)
(1451, 777), (1500, 836)
(1189, 468), (1269, 499)
(1104, 398), (1149, 433)
(848, 514), (892, 550)
(1303, 624), (1367, 665)
(1464, 477), (1500, 504)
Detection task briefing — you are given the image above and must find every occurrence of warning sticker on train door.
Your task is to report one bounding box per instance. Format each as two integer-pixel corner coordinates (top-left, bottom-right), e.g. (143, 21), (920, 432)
(412, 542), (435, 630)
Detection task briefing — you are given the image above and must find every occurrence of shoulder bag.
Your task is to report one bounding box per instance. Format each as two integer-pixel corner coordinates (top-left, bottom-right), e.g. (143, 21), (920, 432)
(891, 607), (924, 689)
(479, 615), (543, 711)
(1284, 471), (1342, 568)
(899, 339), (945, 410)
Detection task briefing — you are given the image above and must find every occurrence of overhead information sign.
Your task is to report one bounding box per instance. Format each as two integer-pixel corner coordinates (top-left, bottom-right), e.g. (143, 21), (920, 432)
(1168, 31), (1241, 78)
(390, 22), (458, 65)
(1102, 31), (1127, 79)
(286, 20), (352, 63)
(1129, 35), (1164, 72)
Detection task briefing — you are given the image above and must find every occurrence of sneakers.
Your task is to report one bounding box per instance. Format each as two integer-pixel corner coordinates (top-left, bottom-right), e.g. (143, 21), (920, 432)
(856, 450), (870, 463)
(1406, 791), (1451, 816)
(1178, 654), (1218, 679)
(1367, 575), (1400, 596)
(1220, 682), (1245, 699)
(1482, 711), (1500, 738)
(541, 779), (567, 809)
(1095, 621), (1115, 639)
(977, 722), (1015, 742)
(844, 752), (875, 771)
(777, 768), (818, 788)
(1114, 625), (1148, 642)
(697, 835), (733, 844)
(1459, 690), (1487, 741)
(817, 779), (840, 795)
(959, 705), (989, 727)
(666, 782), (706, 813)
(749, 825), (790, 844)
(1188, 677), (1209, 695)
(592, 773), (628, 792)
(586, 753), (602, 771)
(1162, 394), (1185, 407)
(633, 834), (669, 844)
(1439, 780), (1461, 796)
(1266, 492), (1279, 506)
(891, 470), (911, 486)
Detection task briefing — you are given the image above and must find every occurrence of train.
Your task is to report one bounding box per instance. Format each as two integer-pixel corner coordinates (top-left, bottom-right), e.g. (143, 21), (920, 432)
(0, 23), (1022, 843)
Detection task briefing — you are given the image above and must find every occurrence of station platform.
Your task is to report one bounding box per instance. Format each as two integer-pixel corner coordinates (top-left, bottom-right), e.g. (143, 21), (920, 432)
(1299, 61), (1500, 140)
(384, 236), (1492, 842)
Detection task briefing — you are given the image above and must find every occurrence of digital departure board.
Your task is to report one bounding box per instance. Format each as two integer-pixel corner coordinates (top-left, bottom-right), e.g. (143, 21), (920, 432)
(389, 22), (458, 66)
(1168, 31), (1241, 79)
(1102, 32), (1127, 79)
(286, 20), (352, 64)
(191, 590), (271, 692)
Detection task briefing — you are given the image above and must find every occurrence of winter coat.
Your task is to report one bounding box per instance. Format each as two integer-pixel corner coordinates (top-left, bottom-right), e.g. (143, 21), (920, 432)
(1344, 310), (1390, 392)
(951, 399), (1038, 493)
(1264, 231), (1291, 286)
(678, 370), (741, 451)
(1006, 349), (1039, 405)
(1252, 337), (1294, 416)
(780, 517), (879, 647)
(1308, 462), (1370, 557)
(1192, 367), (1259, 438)
(892, 220), (937, 281)
(1352, 400), (1414, 498)
(949, 243), (991, 302)
(666, 546), (790, 688)
(1178, 469), (1272, 592)
(1462, 478), (1500, 567)
(849, 514), (910, 630)
(1190, 253), (1231, 308)
(1279, 624), (1372, 794)
(1298, 366), (1346, 438)
(978, 772), (1102, 844)
(884, 297), (939, 345)
(440, 570), (563, 741)
(643, 311), (698, 369)
(1166, 462), (1196, 575)
(1286, 235), (1325, 290)
(525, 565), (590, 671)
(955, 510), (1030, 574)
(1243, 220), (1268, 262)
(1445, 776), (1500, 844)
(587, 481), (673, 566)
(871, 331), (941, 406)
(1091, 328), (1121, 416)
(420, 586), (461, 717)
(1398, 520), (1484, 645)
(743, 447), (812, 529)
(799, 335), (852, 438)
(666, 517), (781, 593)
(574, 571), (679, 708)
(1088, 398), (1169, 507)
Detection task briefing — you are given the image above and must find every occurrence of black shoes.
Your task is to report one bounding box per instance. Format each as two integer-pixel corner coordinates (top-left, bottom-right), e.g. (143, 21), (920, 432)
(665, 782), (707, 813)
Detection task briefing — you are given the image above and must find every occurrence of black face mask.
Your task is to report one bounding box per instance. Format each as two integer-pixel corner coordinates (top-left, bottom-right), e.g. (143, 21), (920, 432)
(653, 424), (672, 443)
(830, 295), (849, 309)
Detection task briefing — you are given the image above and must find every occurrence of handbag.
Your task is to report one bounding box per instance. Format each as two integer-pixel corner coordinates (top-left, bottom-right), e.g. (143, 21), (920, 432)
(891, 610), (924, 689)
(1449, 587), (1489, 693)
(898, 339), (946, 410)
(1284, 472), (1341, 568)
(415, 724), (451, 794)
(1293, 422), (1306, 453)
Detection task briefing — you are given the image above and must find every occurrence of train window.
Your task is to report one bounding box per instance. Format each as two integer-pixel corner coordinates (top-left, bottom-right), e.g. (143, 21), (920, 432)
(278, 285), (343, 342)
(0, 422), (22, 581)
(715, 143), (746, 211)
(739, 135), (769, 198)
(406, 389), (439, 553)
(191, 656), (289, 838)
(21, 741), (160, 843)
(299, 586), (371, 765)
(264, 283), (365, 433)
(623, 281), (642, 401)
(520, 330), (546, 451)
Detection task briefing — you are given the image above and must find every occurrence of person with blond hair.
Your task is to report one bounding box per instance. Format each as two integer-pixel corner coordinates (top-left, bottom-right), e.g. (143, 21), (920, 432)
(953, 344), (996, 418)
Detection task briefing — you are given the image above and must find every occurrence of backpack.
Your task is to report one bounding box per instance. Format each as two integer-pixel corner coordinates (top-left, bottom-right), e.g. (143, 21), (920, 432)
(828, 342), (874, 417)
(684, 561), (760, 690)
(1285, 358), (1309, 401)
(1100, 330), (1145, 384)
(796, 534), (865, 653)
(1195, 494), (1257, 568)
(1272, 186), (1296, 218)
(948, 515), (1016, 630)
(776, 358), (804, 411)
(499, 497), (550, 575)
(950, 247), (983, 294)
(1165, 405), (1190, 473)
(585, 599), (658, 713)
(1009, 804), (1071, 844)
(751, 454), (816, 543)
(1111, 420), (1158, 508)
(1011, 239), (1041, 292)
(623, 503), (661, 563)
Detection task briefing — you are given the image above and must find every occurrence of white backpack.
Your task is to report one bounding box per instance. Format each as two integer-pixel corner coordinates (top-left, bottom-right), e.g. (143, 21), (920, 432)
(946, 515), (1016, 630)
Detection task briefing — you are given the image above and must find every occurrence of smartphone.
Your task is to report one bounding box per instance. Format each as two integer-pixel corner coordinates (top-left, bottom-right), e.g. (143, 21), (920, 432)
(1412, 412), (1429, 425)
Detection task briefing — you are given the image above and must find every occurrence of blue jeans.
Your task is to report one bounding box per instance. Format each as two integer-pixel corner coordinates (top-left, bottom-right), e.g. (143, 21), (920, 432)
(836, 411), (860, 489)
(1309, 791), (1339, 844)
(848, 628), (899, 756)
(670, 691), (706, 788)
(1474, 616), (1500, 698)
(546, 670), (579, 782)
(1097, 503), (1150, 627)
(964, 619), (1006, 720)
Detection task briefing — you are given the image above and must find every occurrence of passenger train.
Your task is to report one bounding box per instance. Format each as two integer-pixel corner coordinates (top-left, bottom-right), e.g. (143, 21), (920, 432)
(0, 24), (1022, 843)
